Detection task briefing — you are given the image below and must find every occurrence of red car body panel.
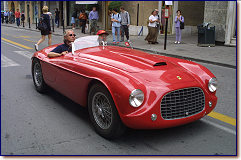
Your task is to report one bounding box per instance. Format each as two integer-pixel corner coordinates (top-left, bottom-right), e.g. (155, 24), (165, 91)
(32, 45), (218, 129)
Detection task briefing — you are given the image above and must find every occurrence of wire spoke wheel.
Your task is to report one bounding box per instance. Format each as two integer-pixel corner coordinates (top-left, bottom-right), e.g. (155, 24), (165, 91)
(33, 62), (43, 87)
(92, 92), (112, 129)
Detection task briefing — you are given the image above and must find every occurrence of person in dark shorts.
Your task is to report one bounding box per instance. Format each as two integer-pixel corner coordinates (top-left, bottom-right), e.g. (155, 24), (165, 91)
(48, 29), (76, 58)
(35, 6), (52, 51)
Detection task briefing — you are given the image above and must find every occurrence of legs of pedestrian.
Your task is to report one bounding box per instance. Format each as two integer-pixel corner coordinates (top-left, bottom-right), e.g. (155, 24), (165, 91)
(35, 35), (45, 51)
(93, 20), (97, 35)
(116, 27), (120, 43)
(124, 25), (129, 41)
(178, 28), (182, 43)
(175, 27), (179, 44)
(112, 26), (116, 43)
(48, 34), (52, 46)
(120, 25), (124, 42)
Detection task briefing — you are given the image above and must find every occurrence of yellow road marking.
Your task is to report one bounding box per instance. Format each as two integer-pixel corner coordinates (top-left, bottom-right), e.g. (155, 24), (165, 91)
(1, 38), (33, 49)
(20, 36), (31, 38)
(208, 111), (236, 126)
(23, 39), (36, 43)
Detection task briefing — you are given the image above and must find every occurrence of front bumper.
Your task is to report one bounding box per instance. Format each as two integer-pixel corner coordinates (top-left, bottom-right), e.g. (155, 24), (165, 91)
(121, 94), (217, 129)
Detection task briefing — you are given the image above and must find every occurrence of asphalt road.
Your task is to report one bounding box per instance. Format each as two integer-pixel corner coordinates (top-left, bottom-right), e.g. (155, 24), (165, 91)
(1, 26), (237, 155)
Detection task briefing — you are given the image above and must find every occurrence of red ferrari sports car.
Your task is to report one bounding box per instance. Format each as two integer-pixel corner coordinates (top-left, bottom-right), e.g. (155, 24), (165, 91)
(32, 36), (218, 139)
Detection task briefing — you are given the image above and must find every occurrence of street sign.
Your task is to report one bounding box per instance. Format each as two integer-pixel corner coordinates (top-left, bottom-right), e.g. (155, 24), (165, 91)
(76, 1), (98, 4)
(165, 1), (173, 5)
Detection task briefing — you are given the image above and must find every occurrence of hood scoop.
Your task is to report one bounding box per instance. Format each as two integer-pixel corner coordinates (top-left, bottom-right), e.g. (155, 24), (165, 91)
(154, 62), (167, 66)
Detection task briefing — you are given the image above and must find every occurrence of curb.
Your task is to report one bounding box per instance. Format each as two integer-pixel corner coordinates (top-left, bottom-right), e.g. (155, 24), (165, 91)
(2, 24), (236, 69)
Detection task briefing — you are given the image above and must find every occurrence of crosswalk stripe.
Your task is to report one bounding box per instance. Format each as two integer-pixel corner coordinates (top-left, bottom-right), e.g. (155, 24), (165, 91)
(1, 55), (20, 67)
(14, 51), (33, 59)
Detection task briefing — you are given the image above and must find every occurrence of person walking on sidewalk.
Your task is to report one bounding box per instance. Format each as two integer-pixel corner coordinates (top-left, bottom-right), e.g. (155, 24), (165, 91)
(71, 10), (78, 29)
(120, 7), (130, 42)
(89, 7), (99, 35)
(15, 9), (21, 27)
(79, 9), (88, 34)
(54, 8), (60, 28)
(35, 6), (52, 51)
(174, 10), (184, 44)
(111, 8), (121, 44)
(4, 10), (9, 24)
(21, 11), (25, 26)
(145, 10), (160, 44)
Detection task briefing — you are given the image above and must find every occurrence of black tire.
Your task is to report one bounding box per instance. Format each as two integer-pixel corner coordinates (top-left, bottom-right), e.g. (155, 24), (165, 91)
(88, 83), (126, 139)
(32, 59), (47, 93)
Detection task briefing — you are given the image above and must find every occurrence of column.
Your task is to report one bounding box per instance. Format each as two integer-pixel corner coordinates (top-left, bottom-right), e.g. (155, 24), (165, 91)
(172, 1), (178, 35)
(224, 1), (236, 46)
(4, 1), (9, 11)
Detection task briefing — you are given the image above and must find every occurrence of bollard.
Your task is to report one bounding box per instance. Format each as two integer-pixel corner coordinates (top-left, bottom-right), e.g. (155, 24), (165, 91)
(62, 19), (65, 34)
(36, 18), (38, 29)
(52, 18), (54, 32)
(28, 17), (31, 28)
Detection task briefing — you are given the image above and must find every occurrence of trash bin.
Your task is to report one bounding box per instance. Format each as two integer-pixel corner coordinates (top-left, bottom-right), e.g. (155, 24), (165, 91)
(197, 23), (215, 47)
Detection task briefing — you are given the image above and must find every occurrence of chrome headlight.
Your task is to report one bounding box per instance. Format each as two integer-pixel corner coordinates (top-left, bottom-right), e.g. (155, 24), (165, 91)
(129, 89), (144, 107)
(208, 77), (218, 92)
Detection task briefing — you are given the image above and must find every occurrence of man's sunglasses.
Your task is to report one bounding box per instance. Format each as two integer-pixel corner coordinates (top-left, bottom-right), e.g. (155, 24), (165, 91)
(69, 34), (76, 37)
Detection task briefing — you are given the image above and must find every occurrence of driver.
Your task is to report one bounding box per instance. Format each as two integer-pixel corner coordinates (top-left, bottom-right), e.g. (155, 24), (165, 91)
(97, 30), (109, 45)
(48, 29), (76, 58)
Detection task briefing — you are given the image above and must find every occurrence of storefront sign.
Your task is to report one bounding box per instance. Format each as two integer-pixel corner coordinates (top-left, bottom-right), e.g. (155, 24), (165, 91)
(165, 1), (173, 6)
(76, 1), (98, 4)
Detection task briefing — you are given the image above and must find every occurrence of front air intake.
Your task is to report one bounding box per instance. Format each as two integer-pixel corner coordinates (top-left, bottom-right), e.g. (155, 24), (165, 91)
(160, 87), (205, 120)
(154, 62), (167, 66)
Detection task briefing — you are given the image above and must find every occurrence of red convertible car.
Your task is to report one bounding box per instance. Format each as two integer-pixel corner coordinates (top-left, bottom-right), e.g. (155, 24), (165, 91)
(32, 36), (218, 139)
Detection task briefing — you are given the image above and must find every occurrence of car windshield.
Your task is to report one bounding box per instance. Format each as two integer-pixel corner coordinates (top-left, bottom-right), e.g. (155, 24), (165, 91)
(73, 36), (99, 52)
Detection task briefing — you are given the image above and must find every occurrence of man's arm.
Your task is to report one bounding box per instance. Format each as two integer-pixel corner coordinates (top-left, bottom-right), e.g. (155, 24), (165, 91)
(48, 51), (68, 58)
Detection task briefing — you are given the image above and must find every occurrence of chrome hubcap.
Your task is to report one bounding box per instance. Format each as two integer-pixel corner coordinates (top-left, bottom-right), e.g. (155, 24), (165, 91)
(34, 63), (42, 87)
(92, 92), (112, 129)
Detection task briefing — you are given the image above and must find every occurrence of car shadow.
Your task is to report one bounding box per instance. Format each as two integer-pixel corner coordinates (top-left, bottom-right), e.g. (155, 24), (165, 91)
(43, 87), (213, 146)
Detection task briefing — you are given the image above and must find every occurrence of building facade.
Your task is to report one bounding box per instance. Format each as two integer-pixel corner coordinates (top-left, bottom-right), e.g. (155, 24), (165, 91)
(3, 1), (236, 46)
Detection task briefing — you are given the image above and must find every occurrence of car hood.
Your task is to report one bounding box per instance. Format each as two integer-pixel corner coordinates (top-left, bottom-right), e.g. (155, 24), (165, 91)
(76, 46), (196, 83)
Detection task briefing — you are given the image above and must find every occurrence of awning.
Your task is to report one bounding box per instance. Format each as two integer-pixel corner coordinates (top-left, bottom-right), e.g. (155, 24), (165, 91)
(76, 1), (98, 4)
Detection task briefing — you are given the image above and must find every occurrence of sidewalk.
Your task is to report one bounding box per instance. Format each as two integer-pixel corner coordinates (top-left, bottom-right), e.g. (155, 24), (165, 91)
(2, 23), (236, 68)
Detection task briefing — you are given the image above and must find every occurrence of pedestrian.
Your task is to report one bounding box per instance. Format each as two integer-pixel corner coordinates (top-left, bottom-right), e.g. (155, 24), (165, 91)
(35, 6), (52, 51)
(120, 7), (130, 42)
(21, 11), (25, 26)
(4, 10), (9, 24)
(79, 9), (87, 34)
(88, 7), (99, 35)
(54, 8), (60, 28)
(15, 9), (21, 27)
(9, 10), (13, 24)
(145, 9), (160, 44)
(174, 10), (184, 44)
(1, 12), (4, 23)
(71, 10), (77, 29)
(11, 10), (15, 24)
(111, 8), (121, 44)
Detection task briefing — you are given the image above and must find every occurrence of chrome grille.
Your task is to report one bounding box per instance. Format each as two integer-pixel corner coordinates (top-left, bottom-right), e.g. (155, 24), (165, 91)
(161, 87), (205, 120)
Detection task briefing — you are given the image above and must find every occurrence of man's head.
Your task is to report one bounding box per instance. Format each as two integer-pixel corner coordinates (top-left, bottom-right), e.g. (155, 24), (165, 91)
(64, 29), (76, 44)
(112, 8), (118, 14)
(120, 7), (125, 12)
(97, 30), (109, 45)
(17, 9), (19, 12)
(92, 7), (96, 11)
